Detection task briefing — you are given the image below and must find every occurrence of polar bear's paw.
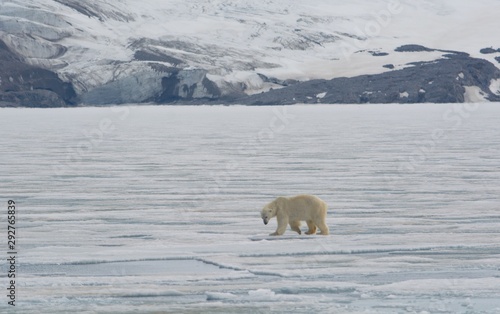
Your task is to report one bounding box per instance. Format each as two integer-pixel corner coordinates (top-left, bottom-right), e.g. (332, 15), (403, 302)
(305, 221), (317, 235)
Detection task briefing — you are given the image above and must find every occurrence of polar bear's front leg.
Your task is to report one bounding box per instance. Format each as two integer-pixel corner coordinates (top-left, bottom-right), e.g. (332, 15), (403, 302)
(270, 213), (288, 236)
(289, 220), (301, 234)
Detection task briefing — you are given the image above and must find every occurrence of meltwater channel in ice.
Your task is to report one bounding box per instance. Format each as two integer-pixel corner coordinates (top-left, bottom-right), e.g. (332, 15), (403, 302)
(1, 104), (500, 313)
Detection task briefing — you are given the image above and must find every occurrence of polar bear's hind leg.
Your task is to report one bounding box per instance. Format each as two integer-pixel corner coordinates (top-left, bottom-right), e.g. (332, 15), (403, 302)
(317, 221), (329, 235)
(305, 220), (317, 235)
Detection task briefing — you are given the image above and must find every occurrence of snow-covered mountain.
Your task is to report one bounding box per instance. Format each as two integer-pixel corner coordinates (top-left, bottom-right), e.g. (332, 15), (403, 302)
(1, 0), (500, 106)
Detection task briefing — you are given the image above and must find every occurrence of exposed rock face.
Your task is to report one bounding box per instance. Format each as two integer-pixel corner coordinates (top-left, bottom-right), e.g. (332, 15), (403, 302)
(0, 36), (222, 106)
(0, 40), (77, 107)
(156, 69), (221, 103)
(480, 47), (500, 54)
(240, 52), (500, 105)
(77, 65), (222, 105)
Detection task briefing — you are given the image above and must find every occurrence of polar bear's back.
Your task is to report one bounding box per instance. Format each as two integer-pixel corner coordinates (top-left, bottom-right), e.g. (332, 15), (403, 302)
(285, 194), (327, 220)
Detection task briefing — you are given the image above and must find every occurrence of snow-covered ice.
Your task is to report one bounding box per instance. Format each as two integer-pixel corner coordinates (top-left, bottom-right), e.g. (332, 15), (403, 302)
(1, 104), (500, 313)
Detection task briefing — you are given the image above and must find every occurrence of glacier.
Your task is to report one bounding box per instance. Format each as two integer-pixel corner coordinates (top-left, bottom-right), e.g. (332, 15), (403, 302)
(1, 0), (500, 106)
(1, 104), (500, 313)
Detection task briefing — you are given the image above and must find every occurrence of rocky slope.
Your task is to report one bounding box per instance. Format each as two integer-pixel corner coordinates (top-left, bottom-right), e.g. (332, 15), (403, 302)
(0, 40), (77, 107)
(241, 48), (500, 105)
(1, 0), (500, 107)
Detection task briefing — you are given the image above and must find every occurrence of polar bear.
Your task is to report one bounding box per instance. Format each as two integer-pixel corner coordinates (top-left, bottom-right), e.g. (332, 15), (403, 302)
(260, 194), (329, 236)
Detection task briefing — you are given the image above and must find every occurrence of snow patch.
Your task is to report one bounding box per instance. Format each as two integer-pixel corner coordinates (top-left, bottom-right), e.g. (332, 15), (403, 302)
(210, 71), (274, 95)
(463, 86), (488, 102)
(248, 289), (275, 300)
(316, 92), (327, 99)
(489, 78), (500, 95)
(399, 91), (409, 98)
(206, 292), (238, 301)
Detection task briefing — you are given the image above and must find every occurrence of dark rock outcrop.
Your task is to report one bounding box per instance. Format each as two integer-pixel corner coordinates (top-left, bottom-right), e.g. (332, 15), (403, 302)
(257, 73), (298, 87)
(156, 69), (221, 103)
(480, 47), (499, 54)
(0, 40), (77, 107)
(369, 51), (389, 57)
(395, 45), (435, 53)
(239, 52), (500, 105)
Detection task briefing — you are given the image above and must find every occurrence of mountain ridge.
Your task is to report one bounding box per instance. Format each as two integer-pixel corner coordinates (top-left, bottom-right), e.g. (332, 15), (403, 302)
(1, 0), (500, 107)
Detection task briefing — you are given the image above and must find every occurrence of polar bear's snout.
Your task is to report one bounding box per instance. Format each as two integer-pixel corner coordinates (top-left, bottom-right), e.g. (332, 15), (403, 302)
(262, 212), (269, 224)
(261, 207), (273, 225)
(260, 204), (276, 225)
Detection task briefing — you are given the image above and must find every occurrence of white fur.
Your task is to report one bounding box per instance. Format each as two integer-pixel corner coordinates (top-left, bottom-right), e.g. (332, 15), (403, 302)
(260, 194), (329, 236)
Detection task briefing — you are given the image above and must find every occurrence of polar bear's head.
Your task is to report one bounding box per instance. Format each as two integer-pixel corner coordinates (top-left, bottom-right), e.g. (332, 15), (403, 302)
(261, 197), (286, 225)
(261, 205), (276, 225)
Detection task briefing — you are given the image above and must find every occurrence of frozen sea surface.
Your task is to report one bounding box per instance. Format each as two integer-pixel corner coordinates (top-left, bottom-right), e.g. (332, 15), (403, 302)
(1, 104), (500, 313)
